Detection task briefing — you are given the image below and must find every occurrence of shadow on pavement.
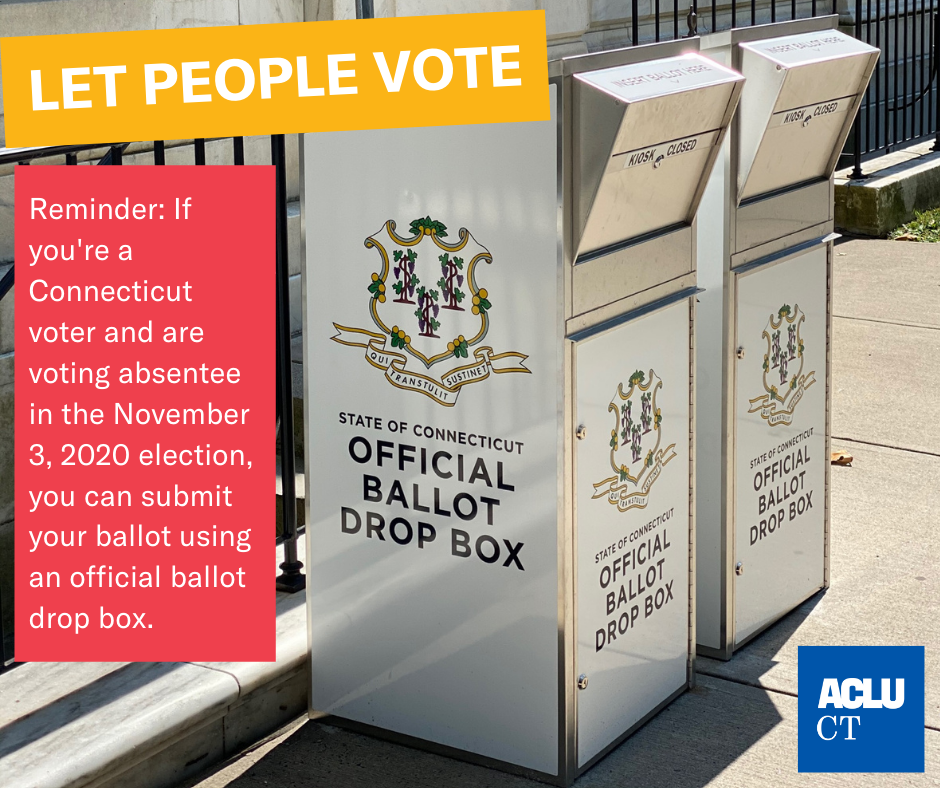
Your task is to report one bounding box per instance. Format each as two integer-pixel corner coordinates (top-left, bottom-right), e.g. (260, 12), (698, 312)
(217, 676), (783, 788)
(696, 590), (826, 688)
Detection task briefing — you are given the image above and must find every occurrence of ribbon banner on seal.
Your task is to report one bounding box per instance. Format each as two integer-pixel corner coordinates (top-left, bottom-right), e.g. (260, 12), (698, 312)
(332, 324), (529, 407)
(748, 371), (817, 426)
(592, 444), (678, 513)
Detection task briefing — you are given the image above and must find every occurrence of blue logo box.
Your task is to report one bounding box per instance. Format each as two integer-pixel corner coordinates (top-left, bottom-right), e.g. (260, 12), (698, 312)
(798, 645), (925, 773)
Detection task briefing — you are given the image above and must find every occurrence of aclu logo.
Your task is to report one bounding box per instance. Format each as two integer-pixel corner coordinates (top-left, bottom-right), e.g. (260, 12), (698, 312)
(798, 646), (924, 772)
(815, 676), (905, 741)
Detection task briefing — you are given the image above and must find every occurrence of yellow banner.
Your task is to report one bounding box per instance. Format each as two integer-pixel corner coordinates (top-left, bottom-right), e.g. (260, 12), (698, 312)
(0, 12), (549, 147)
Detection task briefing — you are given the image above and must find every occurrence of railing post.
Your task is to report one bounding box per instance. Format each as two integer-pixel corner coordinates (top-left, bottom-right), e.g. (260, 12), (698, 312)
(110, 144), (122, 165)
(233, 137), (245, 165)
(0, 580), (7, 671)
(934, 11), (940, 150)
(195, 138), (206, 165)
(852, 0), (866, 177)
(273, 134), (305, 593)
(154, 140), (166, 165)
(0, 266), (14, 302)
(851, 119), (865, 177)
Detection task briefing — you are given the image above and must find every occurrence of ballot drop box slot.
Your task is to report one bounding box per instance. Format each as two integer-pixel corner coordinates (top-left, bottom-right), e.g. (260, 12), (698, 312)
(694, 17), (879, 659)
(302, 40), (742, 784)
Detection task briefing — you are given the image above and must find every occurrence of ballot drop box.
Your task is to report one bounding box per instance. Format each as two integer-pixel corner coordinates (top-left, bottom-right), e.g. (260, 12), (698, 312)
(302, 40), (742, 783)
(695, 18), (879, 659)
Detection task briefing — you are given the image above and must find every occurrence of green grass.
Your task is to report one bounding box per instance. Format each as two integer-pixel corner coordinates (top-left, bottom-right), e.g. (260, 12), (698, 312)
(890, 208), (940, 242)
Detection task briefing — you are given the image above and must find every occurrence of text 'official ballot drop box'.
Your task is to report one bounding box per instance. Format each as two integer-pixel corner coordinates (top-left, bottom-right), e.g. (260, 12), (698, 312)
(695, 18), (878, 659)
(302, 40), (742, 784)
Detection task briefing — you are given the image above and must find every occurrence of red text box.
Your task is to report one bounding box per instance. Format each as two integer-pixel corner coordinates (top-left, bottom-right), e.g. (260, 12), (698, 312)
(15, 165), (274, 661)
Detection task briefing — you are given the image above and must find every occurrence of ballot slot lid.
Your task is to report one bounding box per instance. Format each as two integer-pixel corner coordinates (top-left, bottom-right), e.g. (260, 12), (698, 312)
(572, 53), (744, 260)
(736, 30), (879, 203)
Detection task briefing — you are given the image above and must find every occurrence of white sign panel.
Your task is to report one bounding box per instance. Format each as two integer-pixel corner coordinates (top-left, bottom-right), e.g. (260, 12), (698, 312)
(733, 247), (828, 645)
(741, 29), (874, 67)
(303, 102), (559, 773)
(575, 53), (740, 103)
(575, 298), (691, 767)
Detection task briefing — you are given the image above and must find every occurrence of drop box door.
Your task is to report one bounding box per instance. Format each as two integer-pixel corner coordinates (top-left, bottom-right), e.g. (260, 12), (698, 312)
(574, 298), (692, 767)
(733, 246), (829, 646)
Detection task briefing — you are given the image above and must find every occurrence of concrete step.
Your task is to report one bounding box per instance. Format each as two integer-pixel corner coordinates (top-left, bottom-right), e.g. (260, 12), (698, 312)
(835, 139), (940, 236)
(0, 537), (309, 788)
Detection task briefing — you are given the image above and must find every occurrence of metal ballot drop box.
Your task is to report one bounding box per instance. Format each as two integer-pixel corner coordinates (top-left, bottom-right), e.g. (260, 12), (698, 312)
(302, 41), (742, 784)
(695, 18), (878, 659)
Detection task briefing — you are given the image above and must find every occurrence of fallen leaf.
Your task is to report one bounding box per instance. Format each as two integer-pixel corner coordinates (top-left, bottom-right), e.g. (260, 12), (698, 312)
(893, 233), (918, 242)
(831, 449), (853, 466)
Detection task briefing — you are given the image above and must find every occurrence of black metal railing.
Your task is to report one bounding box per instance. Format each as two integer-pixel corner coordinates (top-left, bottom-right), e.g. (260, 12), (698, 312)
(850, 0), (940, 174)
(0, 137), (305, 671)
(611, 0), (839, 45)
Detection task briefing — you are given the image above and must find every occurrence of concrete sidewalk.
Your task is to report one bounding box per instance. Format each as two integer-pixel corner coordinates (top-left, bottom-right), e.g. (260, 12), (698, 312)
(184, 237), (940, 788)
